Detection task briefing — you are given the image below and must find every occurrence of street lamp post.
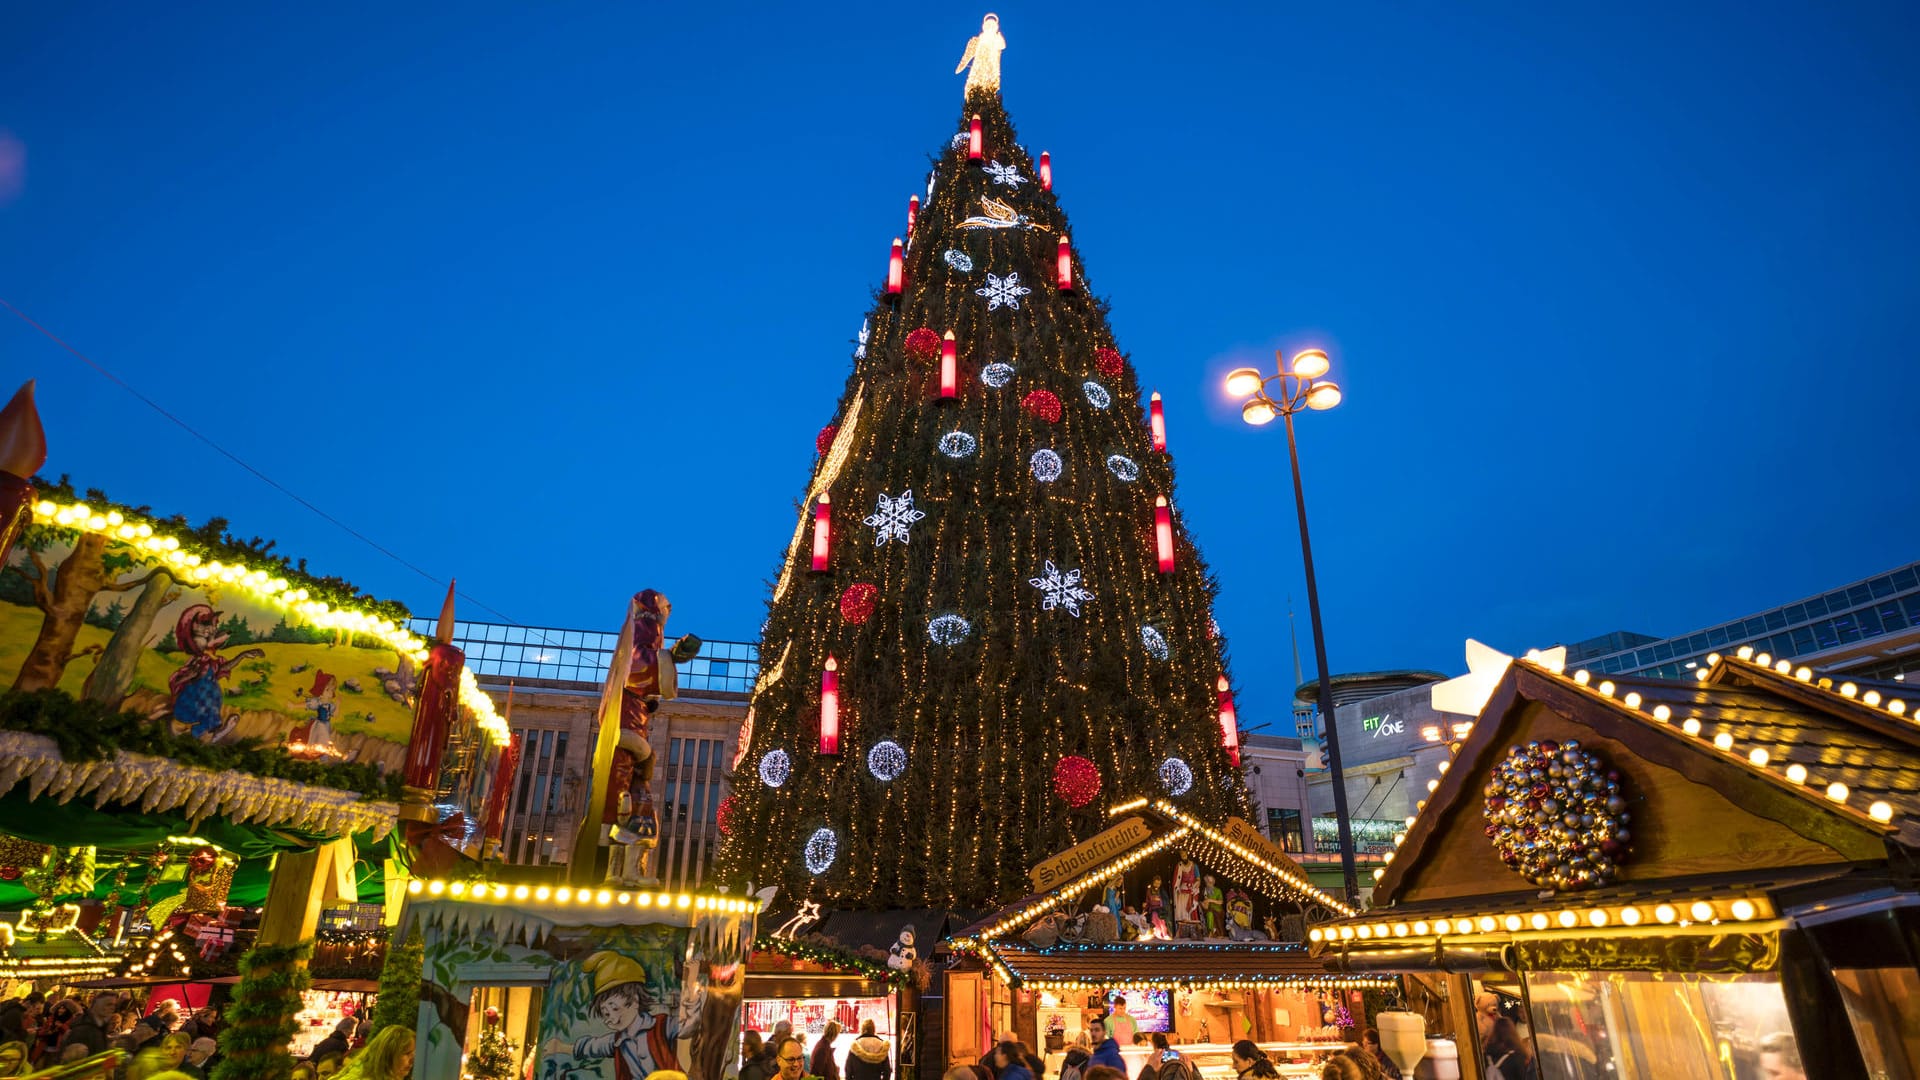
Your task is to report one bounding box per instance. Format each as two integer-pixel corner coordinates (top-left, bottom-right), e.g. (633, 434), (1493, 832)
(1224, 349), (1360, 903)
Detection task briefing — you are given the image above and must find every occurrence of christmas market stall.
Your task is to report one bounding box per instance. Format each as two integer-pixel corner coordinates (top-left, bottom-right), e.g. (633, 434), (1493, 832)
(0, 381), (518, 1061)
(946, 800), (1393, 1080)
(1310, 644), (1920, 1080)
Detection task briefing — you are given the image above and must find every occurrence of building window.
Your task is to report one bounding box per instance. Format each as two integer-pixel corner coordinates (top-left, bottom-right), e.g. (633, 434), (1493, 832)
(1268, 808), (1304, 853)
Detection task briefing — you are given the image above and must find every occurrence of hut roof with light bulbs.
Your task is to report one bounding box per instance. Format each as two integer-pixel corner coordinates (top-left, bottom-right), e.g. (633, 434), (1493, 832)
(1309, 648), (1920, 1080)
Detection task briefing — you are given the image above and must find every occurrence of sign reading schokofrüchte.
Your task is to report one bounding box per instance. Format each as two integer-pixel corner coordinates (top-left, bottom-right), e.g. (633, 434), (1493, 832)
(1031, 816), (1151, 892)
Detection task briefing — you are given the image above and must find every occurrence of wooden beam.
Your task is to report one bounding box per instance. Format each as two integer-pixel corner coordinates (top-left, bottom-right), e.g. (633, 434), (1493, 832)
(258, 848), (328, 947)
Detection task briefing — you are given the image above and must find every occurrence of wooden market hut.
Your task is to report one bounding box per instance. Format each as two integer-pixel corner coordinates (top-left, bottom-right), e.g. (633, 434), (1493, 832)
(1309, 650), (1920, 1080)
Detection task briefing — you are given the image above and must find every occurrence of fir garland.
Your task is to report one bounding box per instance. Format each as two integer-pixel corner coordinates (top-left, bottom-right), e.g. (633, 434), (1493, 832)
(212, 940), (313, 1080)
(366, 929), (424, 1038)
(32, 477), (411, 625)
(754, 935), (913, 988)
(0, 688), (403, 800)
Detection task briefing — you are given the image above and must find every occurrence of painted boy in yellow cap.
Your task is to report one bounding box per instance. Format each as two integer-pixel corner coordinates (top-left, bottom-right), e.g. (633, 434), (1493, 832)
(549, 950), (702, 1080)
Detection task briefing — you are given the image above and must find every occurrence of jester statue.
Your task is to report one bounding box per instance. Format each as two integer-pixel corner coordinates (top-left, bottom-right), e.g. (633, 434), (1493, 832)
(577, 589), (701, 887)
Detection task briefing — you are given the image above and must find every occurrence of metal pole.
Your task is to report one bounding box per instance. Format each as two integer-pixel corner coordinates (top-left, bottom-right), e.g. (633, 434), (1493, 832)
(1283, 406), (1359, 903)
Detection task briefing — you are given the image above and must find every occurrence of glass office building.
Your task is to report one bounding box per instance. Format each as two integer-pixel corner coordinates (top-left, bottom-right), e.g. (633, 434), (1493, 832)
(404, 617), (759, 694)
(1564, 562), (1920, 682)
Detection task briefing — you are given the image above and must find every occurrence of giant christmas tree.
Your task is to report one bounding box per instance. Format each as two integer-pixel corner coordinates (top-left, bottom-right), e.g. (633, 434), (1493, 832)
(715, 24), (1255, 909)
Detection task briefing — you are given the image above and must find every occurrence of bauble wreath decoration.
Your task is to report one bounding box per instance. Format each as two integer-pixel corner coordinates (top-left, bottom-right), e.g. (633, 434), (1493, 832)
(1483, 739), (1630, 890)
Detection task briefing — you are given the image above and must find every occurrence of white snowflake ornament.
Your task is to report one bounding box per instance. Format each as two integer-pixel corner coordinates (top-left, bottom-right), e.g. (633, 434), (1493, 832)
(863, 490), (927, 545)
(983, 160), (1027, 188)
(976, 272), (1032, 311)
(1029, 560), (1094, 617)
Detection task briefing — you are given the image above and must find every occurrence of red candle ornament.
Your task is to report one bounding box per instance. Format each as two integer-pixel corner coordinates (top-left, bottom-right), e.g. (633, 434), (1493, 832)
(1154, 496), (1175, 573)
(0, 381), (47, 564)
(940, 331), (958, 399)
(1039, 151), (1052, 191)
(1149, 392), (1167, 452)
(886, 238), (905, 296)
(1056, 238), (1073, 291)
(968, 115), (984, 161)
(483, 730), (522, 847)
(907, 195), (919, 238)
(820, 656), (841, 755)
(811, 492), (832, 572)
(1218, 675), (1241, 766)
(402, 583), (466, 820)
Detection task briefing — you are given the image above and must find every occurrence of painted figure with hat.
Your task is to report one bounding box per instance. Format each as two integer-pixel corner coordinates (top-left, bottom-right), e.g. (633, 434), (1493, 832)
(600, 589), (701, 885)
(166, 603), (264, 742)
(547, 949), (704, 1080)
(286, 669), (338, 759)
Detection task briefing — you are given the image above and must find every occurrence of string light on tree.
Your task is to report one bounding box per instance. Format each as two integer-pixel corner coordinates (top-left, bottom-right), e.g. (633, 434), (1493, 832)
(938, 431), (978, 459)
(867, 740), (907, 782)
(804, 828), (839, 875)
(759, 750), (792, 789)
(1159, 757), (1195, 796)
(1030, 449), (1063, 483)
(1053, 756), (1103, 808)
(927, 614), (973, 645)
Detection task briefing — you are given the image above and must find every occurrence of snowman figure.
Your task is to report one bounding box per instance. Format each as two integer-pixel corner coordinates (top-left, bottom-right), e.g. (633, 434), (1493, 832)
(887, 925), (918, 971)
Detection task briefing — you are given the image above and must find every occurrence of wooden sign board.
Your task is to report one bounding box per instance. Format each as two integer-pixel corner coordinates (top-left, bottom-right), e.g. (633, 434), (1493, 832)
(1031, 816), (1152, 892)
(1221, 816), (1311, 882)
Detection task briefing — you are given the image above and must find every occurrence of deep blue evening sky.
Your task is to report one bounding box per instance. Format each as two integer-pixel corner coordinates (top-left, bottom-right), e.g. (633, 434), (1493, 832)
(4, 3), (1917, 731)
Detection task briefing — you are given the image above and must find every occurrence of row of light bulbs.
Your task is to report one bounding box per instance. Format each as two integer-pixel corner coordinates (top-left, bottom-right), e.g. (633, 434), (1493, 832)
(951, 827), (1195, 948)
(1153, 803), (1354, 917)
(1311, 894), (1770, 944)
(32, 498), (509, 745)
(1016, 976), (1396, 992)
(406, 878), (760, 915)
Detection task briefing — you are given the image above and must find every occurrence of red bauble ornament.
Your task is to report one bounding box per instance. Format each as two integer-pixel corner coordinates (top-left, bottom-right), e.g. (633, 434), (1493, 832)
(1022, 389), (1063, 423)
(1095, 347), (1124, 377)
(816, 425), (838, 456)
(905, 328), (942, 362)
(0, 867), (18, 882)
(716, 794), (738, 837)
(1053, 755), (1103, 808)
(840, 583), (879, 625)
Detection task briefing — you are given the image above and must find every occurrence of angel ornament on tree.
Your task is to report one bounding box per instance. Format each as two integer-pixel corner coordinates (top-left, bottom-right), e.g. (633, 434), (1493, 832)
(955, 14), (1006, 95)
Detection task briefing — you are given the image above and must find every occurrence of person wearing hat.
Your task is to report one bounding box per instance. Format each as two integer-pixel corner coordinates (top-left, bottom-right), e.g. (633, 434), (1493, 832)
(547, 950), (697, 1080)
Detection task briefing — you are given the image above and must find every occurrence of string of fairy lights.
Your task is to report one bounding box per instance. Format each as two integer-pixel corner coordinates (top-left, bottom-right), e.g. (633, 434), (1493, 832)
(714, 94), (1253, 906)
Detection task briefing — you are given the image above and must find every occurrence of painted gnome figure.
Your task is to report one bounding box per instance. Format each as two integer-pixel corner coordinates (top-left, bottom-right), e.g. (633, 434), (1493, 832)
(602, 589), (701, 885)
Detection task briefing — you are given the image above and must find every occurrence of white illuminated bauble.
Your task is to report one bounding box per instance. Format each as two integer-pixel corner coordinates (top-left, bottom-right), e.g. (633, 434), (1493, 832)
(1082, 382), (1111, 409)
(867, 740), (907, 782)
(982, 362), (1016, 388)
(1030, 449), (1063, 482)
(1159, 757), (1194, 796)
(759, 750), (791, 789)
(1106, 454), (1140, 482)
(928, 613), (973, 646)
(944, 249), (973, 272)
(938, 431), (978, 459)
(1140, 625), (1170, 661)
(804, 828), (838, 875)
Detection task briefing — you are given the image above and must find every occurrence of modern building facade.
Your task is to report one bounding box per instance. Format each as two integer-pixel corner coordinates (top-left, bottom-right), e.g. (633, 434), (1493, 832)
(1239, 733), (1313, 853)
(409, 616), (754, 889)
(1562, 561), (1920, 683)
(1291, 672), (1451, 852)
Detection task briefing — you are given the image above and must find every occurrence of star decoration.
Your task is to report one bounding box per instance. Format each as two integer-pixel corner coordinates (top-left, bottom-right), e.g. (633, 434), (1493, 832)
(863, 490), (927, 545)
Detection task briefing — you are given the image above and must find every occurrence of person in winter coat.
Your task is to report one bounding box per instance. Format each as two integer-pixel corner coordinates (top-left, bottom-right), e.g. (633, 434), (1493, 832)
(1087, 1021), (1125, 1073)
(1060, 1032), (1092, 1080)
(740, 1031), (771, 1080)
(845, 1020), (892, 1080)
(811, 1022), (844, 1080)
(994, 1043), (1033, 1080)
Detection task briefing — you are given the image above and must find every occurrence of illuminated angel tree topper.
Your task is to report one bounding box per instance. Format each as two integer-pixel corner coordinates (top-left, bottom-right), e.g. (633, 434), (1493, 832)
(714, 43), (1252, 909)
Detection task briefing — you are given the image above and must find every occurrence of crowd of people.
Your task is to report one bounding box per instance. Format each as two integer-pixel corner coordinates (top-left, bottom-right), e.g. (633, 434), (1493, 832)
(0, 989), (219, 1077)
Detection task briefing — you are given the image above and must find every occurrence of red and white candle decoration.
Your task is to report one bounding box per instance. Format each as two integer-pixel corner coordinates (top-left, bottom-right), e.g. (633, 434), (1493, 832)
(820, 656), (841, 755)
(1056, 237), (1073, 291)
(968, 115), (984, 161)
(811, 492), (832, 571)
(1039, 151), (1052, 191)
(907, 195), (920, 238)
(1149, 392), (1167, 452)
(1217, 675), (1241, 766)
(1154, 496), (1175, 573)
(886, 239), (905, 296)
(940, 331), (958, 399)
